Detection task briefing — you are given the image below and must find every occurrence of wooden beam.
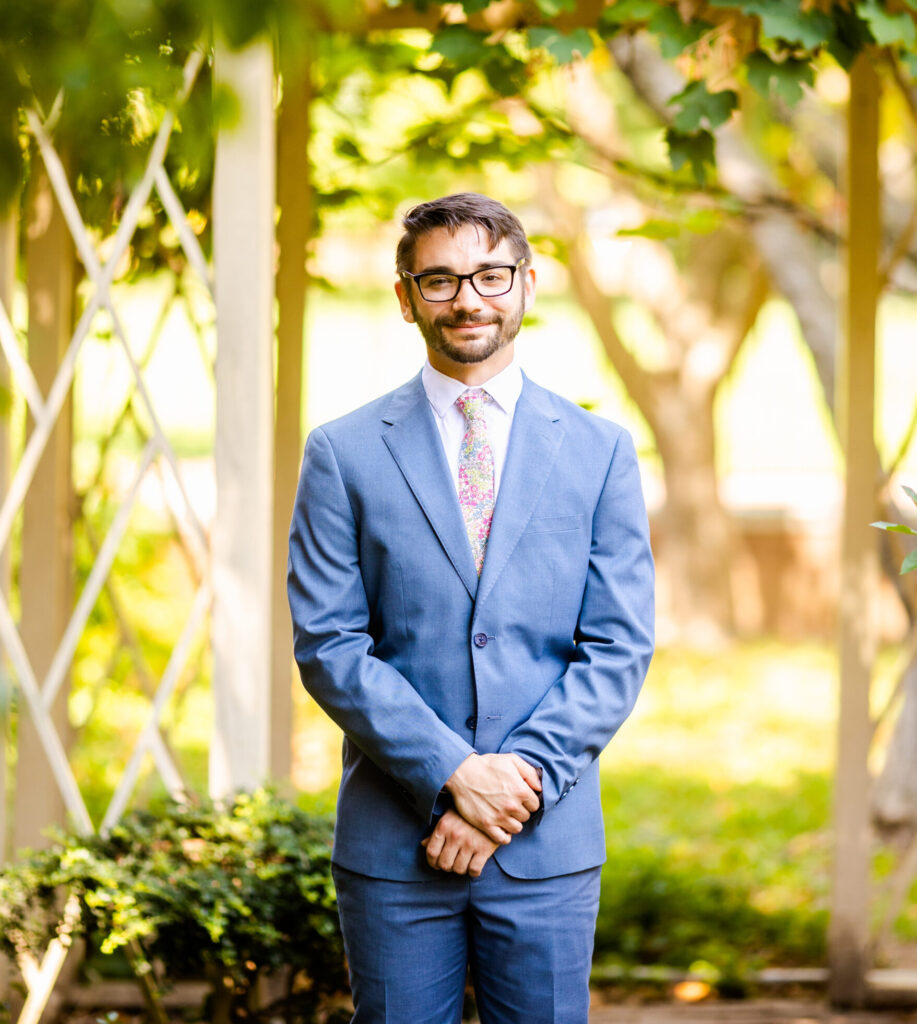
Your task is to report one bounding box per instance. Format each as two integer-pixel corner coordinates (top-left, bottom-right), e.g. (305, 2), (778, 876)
(210, 39), (275, 798)
(271, 48), (313, 784)
(14, 157), (74, 851)
(828, 50), (881, 1008)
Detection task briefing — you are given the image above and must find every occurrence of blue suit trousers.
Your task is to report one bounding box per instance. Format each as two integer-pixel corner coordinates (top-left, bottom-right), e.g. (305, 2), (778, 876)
(332, 860), (601, 1024)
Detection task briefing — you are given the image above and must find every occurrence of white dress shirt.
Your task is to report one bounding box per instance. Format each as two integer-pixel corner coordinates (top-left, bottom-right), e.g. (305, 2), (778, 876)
(421, 358), (523, 499)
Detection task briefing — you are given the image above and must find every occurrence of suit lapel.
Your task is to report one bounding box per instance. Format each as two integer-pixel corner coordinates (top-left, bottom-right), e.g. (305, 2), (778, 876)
(476, 377), (564, 608)
(381, 375), (479, 599)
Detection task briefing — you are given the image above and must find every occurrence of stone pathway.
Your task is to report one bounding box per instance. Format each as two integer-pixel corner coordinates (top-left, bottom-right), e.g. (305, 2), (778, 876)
(588, 1001), (917, 1023)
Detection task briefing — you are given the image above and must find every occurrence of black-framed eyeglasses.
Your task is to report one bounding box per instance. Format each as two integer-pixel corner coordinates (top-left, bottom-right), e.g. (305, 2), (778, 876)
(400, 258), (527, 302)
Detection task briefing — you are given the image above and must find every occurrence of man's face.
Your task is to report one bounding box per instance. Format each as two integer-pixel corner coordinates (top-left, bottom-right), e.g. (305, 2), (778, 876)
(395, 224), (536, 382)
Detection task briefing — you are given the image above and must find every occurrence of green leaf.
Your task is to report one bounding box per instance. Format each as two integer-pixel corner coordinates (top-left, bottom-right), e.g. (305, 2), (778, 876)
(600, 0), (660, 24)
(481, 50), (528, 96)
(527, 27), (594, 63)
(669, 81), (738, 133)
(860, 0), (917, 46)
(902, 548), (917, 574)
(746, 52), (814, 106)
(871, 521), (917, 534)
(649, 7), (712, 59)
(903, 485), (917, 505)
(533, 0), (577, 15)
(459, 0), (493, 12)
(431, 25), (490, 65)
(665, 128), (716, 185)
(710, 0), (833, 49)
(902, 49), (917, 76)
(826, 4), (872, 68)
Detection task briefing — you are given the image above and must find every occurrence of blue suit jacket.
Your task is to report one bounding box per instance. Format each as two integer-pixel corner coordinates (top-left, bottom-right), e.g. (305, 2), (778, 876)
(287, 371), (654, 881)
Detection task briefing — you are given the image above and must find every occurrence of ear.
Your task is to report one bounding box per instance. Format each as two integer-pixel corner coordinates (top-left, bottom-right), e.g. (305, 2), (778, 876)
(522, 263), (536, 314)
(395, 278), (416, 323)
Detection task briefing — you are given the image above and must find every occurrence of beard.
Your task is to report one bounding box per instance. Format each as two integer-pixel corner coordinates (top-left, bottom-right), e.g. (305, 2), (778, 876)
(408, 291), (525, 365)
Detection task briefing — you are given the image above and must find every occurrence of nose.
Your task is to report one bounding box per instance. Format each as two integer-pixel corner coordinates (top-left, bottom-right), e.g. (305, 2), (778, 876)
(451, 277), (483, 312)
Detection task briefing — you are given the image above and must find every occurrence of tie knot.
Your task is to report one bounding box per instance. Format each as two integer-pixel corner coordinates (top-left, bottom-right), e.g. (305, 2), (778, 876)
(456, 388), (488, 421)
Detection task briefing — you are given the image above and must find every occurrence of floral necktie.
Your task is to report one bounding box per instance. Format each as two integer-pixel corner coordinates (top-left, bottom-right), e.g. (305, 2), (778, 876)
(456, 388), (495, 577)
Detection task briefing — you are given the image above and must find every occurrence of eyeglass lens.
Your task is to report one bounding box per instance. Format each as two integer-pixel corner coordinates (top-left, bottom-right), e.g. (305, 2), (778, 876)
(418, 266), (514, 301)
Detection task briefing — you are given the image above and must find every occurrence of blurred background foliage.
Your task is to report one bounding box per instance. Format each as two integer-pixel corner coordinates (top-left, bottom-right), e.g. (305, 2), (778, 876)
(1, 0), (917, 992)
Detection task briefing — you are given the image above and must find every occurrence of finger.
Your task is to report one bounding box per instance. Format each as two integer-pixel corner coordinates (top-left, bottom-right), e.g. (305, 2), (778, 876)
(521, 791), (541, 813)
(423, 830), (444, 859)
(483, 824), (512, 845)
(498, 815), (524, 834)
(452, 848), (473, 876)
(511, 755), (542, 791)
(437, 842), (458, 872)
(468, 852), (488, 879)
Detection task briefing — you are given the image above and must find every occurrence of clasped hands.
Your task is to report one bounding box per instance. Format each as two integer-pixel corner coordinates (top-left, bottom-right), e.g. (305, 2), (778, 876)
(420, 752), (541, 878)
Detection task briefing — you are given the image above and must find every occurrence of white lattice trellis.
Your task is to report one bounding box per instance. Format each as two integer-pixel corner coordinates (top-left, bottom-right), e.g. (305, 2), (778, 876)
(0, 47), (215, 1023)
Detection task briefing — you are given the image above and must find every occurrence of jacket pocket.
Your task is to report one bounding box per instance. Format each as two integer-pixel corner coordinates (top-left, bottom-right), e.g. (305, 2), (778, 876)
(525, 513), (584, 534)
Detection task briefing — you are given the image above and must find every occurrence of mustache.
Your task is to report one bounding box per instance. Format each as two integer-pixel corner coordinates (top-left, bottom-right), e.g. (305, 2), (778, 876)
(436, 313), (498, 327)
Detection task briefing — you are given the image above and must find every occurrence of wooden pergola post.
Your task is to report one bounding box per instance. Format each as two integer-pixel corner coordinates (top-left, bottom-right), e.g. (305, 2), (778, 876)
(271, 45), (313, 784)
(829, 50), (881, 1007)
(0, 199), (15, 1008)
(210, 38), (276, 798)
(13, 159), (74, 851)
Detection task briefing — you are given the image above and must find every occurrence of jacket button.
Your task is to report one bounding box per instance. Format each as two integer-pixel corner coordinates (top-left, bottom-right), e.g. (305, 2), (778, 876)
(465, 716), (476, 730)
(473, 633), (488, 648)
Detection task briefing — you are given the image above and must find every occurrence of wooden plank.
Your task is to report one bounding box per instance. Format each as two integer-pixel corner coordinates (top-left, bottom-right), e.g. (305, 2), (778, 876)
(828, 51), (881, 1008)
(66, 979), (210, 1009)
(210, 39), (276, 797)
(13, 157), (74, 851)
(589, 1002), (917, 1023)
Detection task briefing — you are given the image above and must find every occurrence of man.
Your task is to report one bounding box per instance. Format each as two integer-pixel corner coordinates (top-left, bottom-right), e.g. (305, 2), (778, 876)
(288, 193), (654, 1023)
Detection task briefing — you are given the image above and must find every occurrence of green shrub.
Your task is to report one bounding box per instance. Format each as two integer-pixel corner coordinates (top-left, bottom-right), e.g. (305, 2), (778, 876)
(0, 789), (348, 1024)
(595, 846), (827, 977)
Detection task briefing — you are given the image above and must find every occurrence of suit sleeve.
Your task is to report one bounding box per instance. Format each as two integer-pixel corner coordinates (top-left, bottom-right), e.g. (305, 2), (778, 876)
(287, 427), (474, 822)
(499, 428), (654, 813)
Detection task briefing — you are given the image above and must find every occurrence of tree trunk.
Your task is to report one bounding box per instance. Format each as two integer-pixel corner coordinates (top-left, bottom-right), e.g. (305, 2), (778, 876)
(873, 658), (917, 831)
(653, 386), (736, 642)
(547, 172), (765, 640)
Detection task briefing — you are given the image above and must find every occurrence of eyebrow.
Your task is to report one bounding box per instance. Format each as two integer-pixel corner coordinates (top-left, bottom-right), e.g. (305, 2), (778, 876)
(416, 261), (509, 275)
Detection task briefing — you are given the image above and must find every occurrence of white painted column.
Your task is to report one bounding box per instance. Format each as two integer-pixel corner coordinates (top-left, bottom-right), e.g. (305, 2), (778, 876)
(210, 39), (276, 798)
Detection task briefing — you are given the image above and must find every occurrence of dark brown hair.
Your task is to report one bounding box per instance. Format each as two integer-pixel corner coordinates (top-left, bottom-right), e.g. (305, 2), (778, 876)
(395, 193), (532, 273)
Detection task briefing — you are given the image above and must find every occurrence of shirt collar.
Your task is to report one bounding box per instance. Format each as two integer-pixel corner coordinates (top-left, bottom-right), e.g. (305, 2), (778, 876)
(422, 359), (523, 419)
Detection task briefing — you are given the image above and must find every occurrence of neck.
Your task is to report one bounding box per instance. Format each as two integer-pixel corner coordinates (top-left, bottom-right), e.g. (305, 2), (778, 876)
(426, 346), (514, 386)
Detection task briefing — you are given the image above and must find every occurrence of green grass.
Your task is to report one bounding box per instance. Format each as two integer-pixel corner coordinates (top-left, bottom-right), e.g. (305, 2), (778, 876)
(588, 642), (836, 974)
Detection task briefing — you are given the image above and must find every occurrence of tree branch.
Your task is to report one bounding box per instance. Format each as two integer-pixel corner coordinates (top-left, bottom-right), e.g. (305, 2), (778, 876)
(608, 30), (838, 416)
